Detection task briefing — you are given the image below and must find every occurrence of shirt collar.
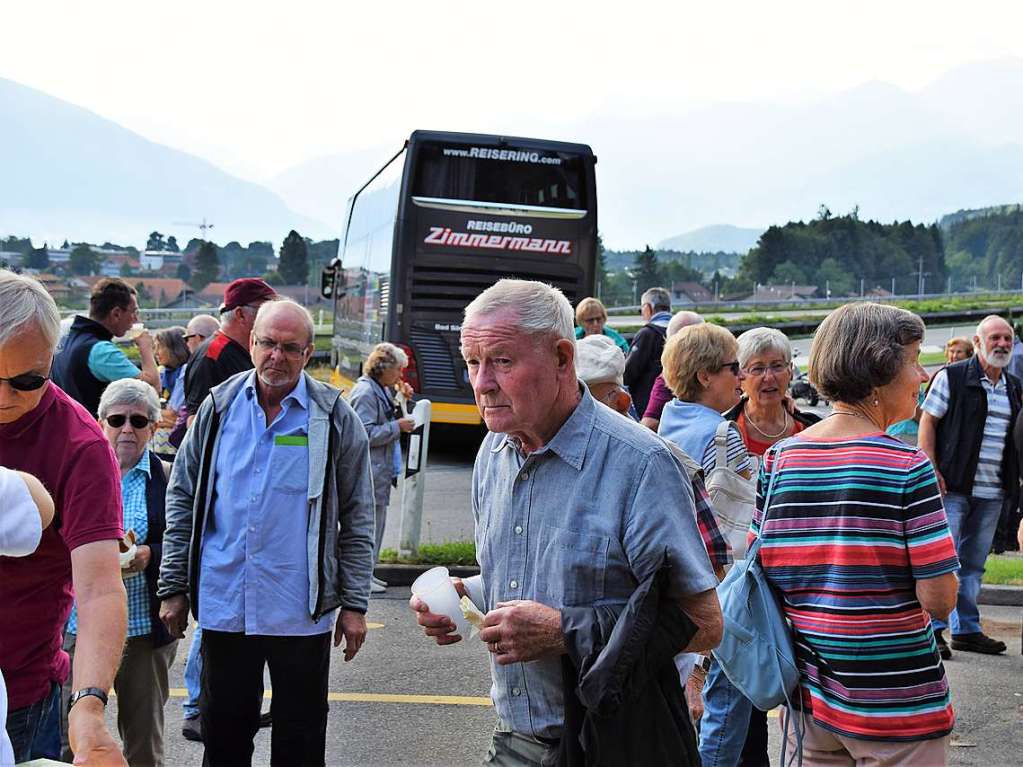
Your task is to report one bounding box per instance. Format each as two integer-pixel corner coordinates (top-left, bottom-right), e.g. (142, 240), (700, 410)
(242, 369), (309, 410)
(127, 447), (152, 478)
(489, 383), (594, 472)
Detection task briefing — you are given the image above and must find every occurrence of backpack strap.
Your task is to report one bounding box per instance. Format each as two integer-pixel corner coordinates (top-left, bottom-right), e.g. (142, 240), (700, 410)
(713, 420), (737, 471)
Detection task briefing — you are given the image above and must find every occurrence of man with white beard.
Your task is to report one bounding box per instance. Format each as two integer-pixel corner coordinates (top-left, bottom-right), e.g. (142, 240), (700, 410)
(920, 315), (1021, 658)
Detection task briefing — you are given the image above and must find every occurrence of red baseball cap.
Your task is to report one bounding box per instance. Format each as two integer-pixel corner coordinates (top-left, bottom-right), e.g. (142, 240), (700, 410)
(220, 278), (277, 313)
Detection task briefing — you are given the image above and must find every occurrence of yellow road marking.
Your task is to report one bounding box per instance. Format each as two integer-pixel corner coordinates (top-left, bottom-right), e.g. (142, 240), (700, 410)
(366, 622), (385, 629)
(167, 688), (492, 706)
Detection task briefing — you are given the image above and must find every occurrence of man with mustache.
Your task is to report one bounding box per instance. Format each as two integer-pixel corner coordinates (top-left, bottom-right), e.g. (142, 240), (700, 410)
(158, 299), (375, 766)
(920, 314), (1021, 658)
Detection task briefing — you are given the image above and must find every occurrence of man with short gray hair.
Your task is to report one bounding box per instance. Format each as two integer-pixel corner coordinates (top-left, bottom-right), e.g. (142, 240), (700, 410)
(920, 314), (1021, 658)
(625, 286), (673, 417)
(0, 270), (128, 765)
(411, 279), (721, 766)
(159, 299), (376, 765)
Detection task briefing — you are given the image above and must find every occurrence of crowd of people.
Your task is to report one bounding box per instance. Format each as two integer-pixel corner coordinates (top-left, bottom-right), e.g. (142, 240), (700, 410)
(2, 269), (1022, 766)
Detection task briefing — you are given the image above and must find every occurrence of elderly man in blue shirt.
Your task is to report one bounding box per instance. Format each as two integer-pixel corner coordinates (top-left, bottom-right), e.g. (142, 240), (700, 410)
(411, 279), (722, 766)
(157, 299), (375, 767)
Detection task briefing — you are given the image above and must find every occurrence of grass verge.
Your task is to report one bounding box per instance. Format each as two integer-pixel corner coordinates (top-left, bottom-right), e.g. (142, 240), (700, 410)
(379, 541), (477, 566)
(983, 554), (1023, 586)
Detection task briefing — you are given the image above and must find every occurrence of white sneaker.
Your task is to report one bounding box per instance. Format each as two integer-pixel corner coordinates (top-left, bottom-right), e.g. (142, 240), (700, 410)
(370, 580), (387, 594)
(372, 576), (388, 588)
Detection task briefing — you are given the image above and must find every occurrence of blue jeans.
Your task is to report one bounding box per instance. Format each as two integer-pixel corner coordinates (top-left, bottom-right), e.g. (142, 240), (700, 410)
(932, 492), (1003, 635)
(183, 623), (203, 719)
(6, 682), (62, 762)
(699, 658), (752, 767)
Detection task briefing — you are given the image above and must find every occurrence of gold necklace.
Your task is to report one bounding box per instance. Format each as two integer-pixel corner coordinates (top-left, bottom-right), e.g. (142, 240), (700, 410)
(743, 404), (790, 439)
(830, 409), (882, 430)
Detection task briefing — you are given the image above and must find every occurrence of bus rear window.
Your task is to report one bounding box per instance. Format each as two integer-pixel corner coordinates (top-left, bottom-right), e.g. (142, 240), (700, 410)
(411, 143), (587, 210)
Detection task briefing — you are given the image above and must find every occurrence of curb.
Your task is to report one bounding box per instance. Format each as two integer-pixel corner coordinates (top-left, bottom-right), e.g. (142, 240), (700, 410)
(978, 584), (1023, 607)
(375, 563), (480, 587)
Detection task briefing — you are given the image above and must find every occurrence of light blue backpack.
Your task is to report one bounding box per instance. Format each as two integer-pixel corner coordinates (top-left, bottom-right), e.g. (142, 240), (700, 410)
(712, 459), (803, 762)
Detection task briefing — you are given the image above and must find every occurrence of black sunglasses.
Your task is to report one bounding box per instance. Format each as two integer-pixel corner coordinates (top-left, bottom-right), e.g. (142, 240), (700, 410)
(0, 373), (49, 392)
(718, 361), (741, 376)
(105, 414), (151, 429)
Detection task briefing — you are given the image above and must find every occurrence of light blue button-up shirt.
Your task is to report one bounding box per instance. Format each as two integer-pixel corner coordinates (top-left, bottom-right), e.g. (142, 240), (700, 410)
(199, 371), (334, 636)
(472, 385), (718, 740)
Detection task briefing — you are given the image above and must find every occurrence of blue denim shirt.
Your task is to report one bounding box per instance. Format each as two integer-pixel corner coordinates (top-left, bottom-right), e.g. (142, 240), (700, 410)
(472, 385), (718, 740)
(199, 371), (334, 636)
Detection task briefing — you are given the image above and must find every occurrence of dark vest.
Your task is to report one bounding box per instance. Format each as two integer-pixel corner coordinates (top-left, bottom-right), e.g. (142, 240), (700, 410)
(935, 355), (1021, 499)
(143, 452), (175, 648)
(51, 315), (115, 417)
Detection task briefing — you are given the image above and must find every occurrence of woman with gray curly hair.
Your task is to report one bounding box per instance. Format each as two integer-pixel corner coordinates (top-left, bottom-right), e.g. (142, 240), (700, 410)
(348, 343), (416, 592)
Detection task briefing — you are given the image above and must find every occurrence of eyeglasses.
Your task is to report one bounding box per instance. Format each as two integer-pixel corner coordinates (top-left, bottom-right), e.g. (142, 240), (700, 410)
(253, 336), (307, 359)
(104, 414), (151, 429)
(0, 373), (49, 392)
(718, 361), (741, 376)
(183, 333), (204, 341)
(744, 362), (789, 378)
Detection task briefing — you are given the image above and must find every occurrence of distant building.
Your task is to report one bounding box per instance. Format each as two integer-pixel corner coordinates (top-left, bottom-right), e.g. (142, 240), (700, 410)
(99, 253), (142, 277)
(140, 250), (184, 271)
(671, 281), (714, 305)
(46, 248), (72, 265)
(752, 284), (819, 302)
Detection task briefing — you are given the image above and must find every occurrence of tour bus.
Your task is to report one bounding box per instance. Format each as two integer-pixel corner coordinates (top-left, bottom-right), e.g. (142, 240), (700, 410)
(321, 130), (598, 425)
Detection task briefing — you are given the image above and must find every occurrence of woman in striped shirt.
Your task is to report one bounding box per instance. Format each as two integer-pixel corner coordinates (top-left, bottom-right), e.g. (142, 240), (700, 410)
(753, 303), (959, 765)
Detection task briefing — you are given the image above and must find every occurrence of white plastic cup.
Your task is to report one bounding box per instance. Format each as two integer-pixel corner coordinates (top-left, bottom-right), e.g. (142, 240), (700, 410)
(411, 566), (469, 637)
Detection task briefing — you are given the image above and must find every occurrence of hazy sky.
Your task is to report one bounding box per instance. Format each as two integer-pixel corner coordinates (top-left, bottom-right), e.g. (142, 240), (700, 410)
(3, 0), (1023, 181)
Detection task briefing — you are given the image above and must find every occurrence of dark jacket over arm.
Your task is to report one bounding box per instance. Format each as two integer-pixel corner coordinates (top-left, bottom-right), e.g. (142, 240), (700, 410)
(558, 556), (700, 767)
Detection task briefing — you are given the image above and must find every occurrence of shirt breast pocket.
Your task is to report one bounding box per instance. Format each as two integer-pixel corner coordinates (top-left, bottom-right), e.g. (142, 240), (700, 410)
(271, 436), (309, 496)
(536, 524), (609, 606)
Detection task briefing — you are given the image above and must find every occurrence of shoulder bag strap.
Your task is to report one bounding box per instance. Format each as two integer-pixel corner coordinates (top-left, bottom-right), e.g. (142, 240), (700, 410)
(714, 420), (733, 471)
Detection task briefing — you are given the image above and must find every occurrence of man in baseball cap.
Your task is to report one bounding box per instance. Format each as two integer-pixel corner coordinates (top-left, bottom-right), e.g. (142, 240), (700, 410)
(184, 278), (277, 422)
(219, 277), (278, 314)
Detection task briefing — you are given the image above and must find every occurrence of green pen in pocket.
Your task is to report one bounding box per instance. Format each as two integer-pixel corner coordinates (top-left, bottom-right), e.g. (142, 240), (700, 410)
(274, 435), (308, 446)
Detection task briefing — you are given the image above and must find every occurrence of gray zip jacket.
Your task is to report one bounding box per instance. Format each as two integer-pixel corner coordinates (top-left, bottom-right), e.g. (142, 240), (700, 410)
(156, 370), (376, 617)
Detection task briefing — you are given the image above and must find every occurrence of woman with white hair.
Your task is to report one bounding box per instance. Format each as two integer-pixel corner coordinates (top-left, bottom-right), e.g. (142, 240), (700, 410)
(725, 327), (820, 457)
(348, 343), (416, 592)
(60, 378), (178, 767)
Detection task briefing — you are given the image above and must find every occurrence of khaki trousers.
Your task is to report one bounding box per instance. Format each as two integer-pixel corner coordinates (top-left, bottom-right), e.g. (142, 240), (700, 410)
(62, 633), (178, 767)
(783, 710), (949, 767)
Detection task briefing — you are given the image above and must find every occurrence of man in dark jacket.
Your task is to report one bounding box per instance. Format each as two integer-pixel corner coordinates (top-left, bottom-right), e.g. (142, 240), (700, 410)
(920, 315), (1022, 658)
(624, 287), (672, 417)
(51, 278), (159, 416)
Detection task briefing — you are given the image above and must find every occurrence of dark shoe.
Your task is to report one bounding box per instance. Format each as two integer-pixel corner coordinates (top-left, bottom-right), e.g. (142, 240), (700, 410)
(259, 710), (272, 728)
(182, 715), (202, 742)
(934, 630), (952, 660)
(950, 632), (1006, 654)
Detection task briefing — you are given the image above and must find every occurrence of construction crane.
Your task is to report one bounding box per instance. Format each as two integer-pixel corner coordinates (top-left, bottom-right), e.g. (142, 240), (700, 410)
(171, 217), (215, 241)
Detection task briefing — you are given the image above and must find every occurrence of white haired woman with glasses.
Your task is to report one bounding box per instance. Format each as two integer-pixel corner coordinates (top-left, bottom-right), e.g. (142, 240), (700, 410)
(725, 327), (820, 457)
(60, 378), (177, 767)
(348, 343), (416, 593)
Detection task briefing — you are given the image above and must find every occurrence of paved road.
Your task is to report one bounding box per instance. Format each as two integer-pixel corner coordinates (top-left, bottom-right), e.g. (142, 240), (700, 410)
(138, 597), (1022, 766)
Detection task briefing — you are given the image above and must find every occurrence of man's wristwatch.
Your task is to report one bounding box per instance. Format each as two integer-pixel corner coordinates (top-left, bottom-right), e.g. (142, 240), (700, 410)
(67, 687), (109, 714)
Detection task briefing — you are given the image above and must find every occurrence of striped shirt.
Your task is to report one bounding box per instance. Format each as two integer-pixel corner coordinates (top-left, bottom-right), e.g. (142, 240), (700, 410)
(68, 450), (152, 638)
(751, 435), (959, 742)
(923, 368), (1011, 499)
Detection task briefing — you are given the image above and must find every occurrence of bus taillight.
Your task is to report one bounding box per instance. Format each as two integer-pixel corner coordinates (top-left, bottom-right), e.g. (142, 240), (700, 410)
(398, 344), (420, 393)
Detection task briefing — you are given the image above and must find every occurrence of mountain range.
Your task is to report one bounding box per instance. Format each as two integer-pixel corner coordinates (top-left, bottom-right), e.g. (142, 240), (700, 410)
(3, 58), (1023, 251)
(0, 77), (330, 248)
